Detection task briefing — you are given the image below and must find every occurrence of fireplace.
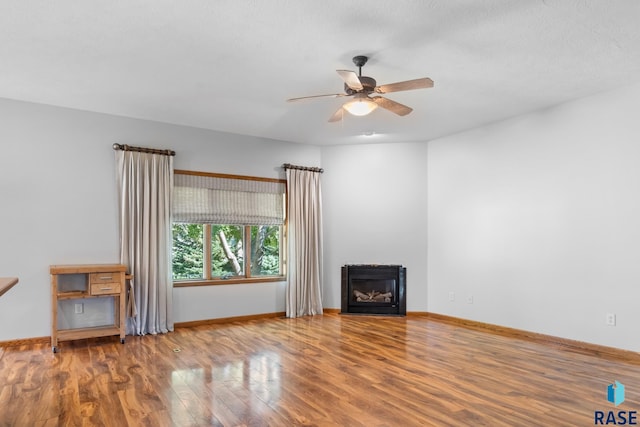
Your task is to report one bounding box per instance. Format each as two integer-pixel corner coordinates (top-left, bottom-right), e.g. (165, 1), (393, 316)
(341, 265), (406, 315)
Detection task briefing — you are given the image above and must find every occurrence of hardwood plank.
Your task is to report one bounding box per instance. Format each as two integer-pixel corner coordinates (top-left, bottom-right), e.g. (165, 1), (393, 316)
(174, 311), (285, 328)
(33, 419), (59, 427)
(1, 313), (640, 426)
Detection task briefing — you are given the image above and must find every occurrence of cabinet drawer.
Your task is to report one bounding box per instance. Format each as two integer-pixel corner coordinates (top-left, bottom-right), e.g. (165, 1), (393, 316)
(90, 272), (119, 284)
(90, 282), (121, 295)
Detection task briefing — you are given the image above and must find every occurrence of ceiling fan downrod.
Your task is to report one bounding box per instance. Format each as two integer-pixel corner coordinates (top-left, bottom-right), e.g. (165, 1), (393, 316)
(352, 55), (368, 76)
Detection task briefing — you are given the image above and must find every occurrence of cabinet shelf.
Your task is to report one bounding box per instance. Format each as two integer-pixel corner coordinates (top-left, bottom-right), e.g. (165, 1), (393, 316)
(56, 325), (123, 341)
(51, 264), (127, 353)
(56, 291), (89, 299)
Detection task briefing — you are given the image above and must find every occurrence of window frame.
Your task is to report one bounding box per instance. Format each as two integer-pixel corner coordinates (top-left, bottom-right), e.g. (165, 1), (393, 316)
(172, 169), (287, 287)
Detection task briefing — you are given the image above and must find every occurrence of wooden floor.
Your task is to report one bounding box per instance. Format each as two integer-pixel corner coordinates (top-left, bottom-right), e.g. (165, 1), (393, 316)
(1, 313), (640, 426)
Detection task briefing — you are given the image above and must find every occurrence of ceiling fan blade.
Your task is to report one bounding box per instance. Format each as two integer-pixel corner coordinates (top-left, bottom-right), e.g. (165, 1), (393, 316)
(287, 93), (348, 102)
(375, 77), (434, 94)
(336, 70), (364, 91)
(328, 107), (345, 122)
(371, 96), (413, 116)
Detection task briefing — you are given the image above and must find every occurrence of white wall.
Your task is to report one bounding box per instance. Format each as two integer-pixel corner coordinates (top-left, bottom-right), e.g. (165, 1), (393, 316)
(321, 142), (429, 312)
(0, 97), (320, 341)
(427, 82), (640, 352)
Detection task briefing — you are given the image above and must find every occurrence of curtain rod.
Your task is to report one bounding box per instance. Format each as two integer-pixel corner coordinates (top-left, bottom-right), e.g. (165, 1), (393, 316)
(113, 143), (176, 156)
(282, 163), (324, 173)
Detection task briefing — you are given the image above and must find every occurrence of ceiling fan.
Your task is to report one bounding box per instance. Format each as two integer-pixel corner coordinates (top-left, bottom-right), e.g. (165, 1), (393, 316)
(287, 55), (434, 122)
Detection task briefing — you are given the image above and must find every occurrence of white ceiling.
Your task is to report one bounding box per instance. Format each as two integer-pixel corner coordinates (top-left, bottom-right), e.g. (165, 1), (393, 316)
(1, 1), (639, 146)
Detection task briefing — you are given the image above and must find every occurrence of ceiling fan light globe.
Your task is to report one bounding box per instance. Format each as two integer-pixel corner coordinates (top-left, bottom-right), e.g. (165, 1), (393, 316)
(343, 98), (377, 116)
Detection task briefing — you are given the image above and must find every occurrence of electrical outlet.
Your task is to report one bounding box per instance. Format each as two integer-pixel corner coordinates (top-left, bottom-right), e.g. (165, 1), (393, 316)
(606, 313), (616, 326)
(448, 291), (455, 302)
(74, 303), (83, 314)
(467, 294), (473, 304)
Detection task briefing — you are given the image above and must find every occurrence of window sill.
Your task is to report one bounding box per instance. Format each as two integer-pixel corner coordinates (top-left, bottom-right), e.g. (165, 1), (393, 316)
(173, 276), (286, 287)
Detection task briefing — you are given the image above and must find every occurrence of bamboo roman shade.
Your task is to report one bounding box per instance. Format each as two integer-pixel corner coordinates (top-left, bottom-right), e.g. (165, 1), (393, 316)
(173, 173), (286, 225)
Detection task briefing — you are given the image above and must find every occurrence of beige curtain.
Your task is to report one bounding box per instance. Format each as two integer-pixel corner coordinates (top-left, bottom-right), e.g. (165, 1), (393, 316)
(286, 168), (323, 317)
(115, 149), (173, 335)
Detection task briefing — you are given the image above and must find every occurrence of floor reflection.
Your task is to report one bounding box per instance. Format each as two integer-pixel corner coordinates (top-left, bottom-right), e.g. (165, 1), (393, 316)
(170, 350), (281, 422)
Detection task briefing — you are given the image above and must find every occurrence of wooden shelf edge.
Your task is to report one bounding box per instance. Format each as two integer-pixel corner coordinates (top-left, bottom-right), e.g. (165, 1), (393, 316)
(0, 277), (19, 298)
(56, 291), (89, 299)
(56, 326), (121, 342)
(50, 264), (127, 275)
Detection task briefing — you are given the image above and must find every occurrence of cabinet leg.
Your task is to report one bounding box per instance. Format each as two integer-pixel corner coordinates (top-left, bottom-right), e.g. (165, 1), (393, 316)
(120, 338), (125, 344)
(52, 346), (58, 353)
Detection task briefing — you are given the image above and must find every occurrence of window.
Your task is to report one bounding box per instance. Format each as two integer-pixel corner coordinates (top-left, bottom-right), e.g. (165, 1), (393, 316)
(172, 223), (283, 281)
(172, 170), (286, 285)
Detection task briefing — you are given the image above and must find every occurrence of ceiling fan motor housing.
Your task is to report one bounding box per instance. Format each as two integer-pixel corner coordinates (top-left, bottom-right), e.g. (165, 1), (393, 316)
(344, 76), (377, 95)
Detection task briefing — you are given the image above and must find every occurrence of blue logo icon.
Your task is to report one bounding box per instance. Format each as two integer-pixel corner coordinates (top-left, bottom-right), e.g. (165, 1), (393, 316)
(608, 381), (625, 406)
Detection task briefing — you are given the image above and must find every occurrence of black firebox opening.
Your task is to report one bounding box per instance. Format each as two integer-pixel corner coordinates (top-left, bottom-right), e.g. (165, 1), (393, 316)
(341, 265), (406, 316)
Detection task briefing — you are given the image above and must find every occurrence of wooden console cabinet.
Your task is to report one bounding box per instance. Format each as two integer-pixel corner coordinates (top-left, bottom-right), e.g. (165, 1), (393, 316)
(50, 264), (127, 352)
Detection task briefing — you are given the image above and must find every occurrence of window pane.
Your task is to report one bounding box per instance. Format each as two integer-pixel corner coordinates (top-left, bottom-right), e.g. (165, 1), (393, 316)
(172, 224), (204, 280)
(250, 225), (281, 276)
(211, 225), (244, 277)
